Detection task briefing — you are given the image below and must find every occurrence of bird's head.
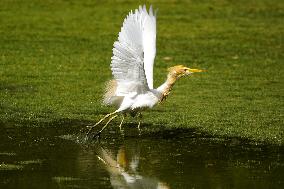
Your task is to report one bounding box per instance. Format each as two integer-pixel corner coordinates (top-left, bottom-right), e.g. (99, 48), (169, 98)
(167, 65), (204, 79)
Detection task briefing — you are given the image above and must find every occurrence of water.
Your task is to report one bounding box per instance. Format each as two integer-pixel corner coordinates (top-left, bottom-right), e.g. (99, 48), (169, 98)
(0, 125), (283, 189)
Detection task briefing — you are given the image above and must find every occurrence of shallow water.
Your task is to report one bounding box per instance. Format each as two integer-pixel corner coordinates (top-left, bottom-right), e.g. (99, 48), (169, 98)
(0, 125), (283, 189)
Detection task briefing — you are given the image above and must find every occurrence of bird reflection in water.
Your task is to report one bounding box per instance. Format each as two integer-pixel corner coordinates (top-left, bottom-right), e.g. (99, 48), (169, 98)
(94, 142), (170, 189)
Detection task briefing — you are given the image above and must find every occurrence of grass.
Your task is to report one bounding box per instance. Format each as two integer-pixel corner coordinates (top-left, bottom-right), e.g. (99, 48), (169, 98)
(0, 0), (283, 144)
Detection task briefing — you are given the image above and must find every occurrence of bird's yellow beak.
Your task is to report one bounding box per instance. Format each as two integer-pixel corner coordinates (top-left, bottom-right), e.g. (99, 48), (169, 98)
(186, 68), (205, 74)
(187, 68), (204, 73)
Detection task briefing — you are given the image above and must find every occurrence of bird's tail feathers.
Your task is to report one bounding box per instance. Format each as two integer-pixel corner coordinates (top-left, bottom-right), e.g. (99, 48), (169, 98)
(103, 80), (117, 105)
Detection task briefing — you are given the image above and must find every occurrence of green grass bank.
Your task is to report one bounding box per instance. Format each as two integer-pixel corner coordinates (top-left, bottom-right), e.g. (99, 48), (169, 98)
(0, 0), (283, 144)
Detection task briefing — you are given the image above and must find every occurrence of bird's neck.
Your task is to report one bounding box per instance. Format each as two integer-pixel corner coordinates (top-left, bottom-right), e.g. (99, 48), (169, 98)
(156, 73), (178, 102)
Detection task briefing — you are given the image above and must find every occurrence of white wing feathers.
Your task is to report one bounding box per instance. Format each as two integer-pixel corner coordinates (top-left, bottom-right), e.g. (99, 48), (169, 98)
(142, 5), (156, 89)
(111, 5), (157, 97)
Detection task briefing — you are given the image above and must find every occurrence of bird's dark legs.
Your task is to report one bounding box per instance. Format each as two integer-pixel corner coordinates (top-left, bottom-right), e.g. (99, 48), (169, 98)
(92, 115), (118, 138)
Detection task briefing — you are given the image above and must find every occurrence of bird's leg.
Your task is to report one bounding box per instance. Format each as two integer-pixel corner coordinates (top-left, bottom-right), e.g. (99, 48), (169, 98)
(137, 113), (142, 133)
(118, 114), (125, 131)
(137, 121), (141, 131)
(93, 115), (118, 139)
(87, 111), (117, 135)
(94, 111), (117, 126)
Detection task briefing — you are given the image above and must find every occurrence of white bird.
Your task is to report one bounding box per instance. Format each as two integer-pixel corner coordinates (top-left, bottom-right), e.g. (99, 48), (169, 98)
(88, 5), (203, 137)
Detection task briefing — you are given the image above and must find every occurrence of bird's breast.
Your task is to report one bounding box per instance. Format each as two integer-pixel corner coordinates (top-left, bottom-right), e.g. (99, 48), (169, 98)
(130, 91), (160, 110)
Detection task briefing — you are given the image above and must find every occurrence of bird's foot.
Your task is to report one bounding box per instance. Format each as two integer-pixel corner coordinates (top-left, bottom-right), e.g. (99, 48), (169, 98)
(85, 125), (103, 140)
(92, 131), (102, 139)
(86, 124), (99, 136)
(85, 117), (107, 136)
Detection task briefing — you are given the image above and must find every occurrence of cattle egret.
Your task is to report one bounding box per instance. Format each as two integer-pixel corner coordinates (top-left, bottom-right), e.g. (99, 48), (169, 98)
(87, 5), (203, 137)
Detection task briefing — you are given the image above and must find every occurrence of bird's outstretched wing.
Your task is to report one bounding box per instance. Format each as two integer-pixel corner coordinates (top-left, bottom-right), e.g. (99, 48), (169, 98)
(111, 5), (156, 97)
